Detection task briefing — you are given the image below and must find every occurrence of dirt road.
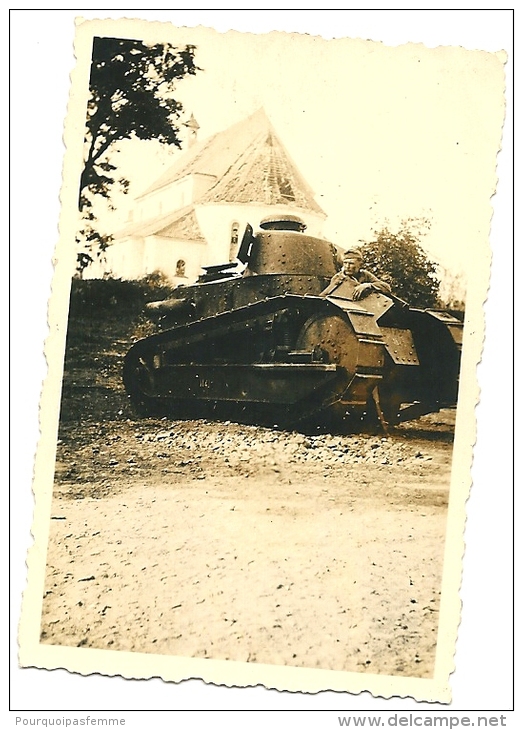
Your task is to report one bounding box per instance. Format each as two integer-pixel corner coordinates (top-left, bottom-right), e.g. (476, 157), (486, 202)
(41, 413), (453, 678)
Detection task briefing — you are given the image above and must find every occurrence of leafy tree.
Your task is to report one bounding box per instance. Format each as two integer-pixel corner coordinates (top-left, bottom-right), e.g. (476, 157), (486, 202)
(76, 36), (199, 275)
(359, 219), (441, 308)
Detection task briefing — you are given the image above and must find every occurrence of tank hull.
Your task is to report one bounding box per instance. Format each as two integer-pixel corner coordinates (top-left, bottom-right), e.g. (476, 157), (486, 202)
(123, 225), (463, 431)
(123, 293), (386, 430)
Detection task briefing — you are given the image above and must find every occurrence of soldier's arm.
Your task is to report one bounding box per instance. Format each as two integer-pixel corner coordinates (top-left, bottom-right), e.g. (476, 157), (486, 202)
(359, 269), (392, 295)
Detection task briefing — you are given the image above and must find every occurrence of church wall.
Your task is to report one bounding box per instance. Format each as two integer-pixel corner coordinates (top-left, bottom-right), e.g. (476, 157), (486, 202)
(133, 173), (217, 224)
(102, 234), (205, 285)
(134, 176), (195, 223)
(142, 235), (207, 285)
(104, 237), (146, 280)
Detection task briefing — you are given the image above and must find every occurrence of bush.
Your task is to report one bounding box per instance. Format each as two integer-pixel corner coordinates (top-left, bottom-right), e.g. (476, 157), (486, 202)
(359, 220), (441, 308)
(68, 274), (173, 319)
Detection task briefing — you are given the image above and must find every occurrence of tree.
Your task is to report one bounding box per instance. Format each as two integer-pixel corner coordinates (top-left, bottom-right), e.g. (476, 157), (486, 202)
(437, 267), (466, 312)
(76, 36), (199, 275)
(359, 219), (441, 308)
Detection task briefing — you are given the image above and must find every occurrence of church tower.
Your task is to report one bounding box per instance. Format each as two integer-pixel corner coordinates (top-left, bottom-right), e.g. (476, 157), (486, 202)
(183, 113), (200, 149)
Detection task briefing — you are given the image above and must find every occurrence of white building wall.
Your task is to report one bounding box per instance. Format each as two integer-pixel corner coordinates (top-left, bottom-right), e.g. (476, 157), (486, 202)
(142, 236), (207, 285)
(134, 176), (195, 222)
(102, 235), (206, 285)
(104, 237), (146, 280)
(132, 173), (218, 223)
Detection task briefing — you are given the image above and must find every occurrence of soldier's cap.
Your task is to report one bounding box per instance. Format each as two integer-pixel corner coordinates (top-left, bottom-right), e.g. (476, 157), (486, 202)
(343, 246), (363, 260)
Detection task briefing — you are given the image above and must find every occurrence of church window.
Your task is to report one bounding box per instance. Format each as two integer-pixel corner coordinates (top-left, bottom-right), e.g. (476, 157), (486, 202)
(229, 221), (240, 261)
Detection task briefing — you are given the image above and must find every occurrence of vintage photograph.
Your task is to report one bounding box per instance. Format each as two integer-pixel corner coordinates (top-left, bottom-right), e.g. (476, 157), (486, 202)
(17, 16), (508, 703)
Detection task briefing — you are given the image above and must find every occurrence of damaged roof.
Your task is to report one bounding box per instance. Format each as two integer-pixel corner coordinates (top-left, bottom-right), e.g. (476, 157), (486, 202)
(138, 108), (325, 215)
(116, 205), (206, 241)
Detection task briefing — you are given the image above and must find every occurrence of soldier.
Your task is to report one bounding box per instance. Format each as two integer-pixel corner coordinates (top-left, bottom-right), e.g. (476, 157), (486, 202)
(321, 245), (392, 300)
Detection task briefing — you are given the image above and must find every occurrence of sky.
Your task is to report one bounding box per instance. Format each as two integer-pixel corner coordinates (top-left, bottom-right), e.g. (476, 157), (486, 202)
(91, 19), (508, 285)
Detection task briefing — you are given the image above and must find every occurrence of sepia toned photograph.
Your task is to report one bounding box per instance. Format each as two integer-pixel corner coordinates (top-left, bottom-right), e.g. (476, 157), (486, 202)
(17, 14), (510, 706)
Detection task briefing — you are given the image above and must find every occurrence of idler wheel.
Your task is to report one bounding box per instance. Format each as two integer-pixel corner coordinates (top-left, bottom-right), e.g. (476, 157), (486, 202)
(295, 312), (359, 376)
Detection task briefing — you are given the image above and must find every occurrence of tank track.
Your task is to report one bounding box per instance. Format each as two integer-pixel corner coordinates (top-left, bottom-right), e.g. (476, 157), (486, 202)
(123, 294), (386, 430)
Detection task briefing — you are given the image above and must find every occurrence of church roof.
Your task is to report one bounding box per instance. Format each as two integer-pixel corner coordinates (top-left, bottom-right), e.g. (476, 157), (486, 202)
(138, 108), (325, 216)
(116, 205), (206, 242)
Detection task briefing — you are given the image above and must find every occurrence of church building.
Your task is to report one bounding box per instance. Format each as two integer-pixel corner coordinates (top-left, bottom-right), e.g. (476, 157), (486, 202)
(104, 108), (327, 285)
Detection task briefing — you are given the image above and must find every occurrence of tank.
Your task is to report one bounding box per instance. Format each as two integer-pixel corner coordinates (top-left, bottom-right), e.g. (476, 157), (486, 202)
(123, 216), (463, 432)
